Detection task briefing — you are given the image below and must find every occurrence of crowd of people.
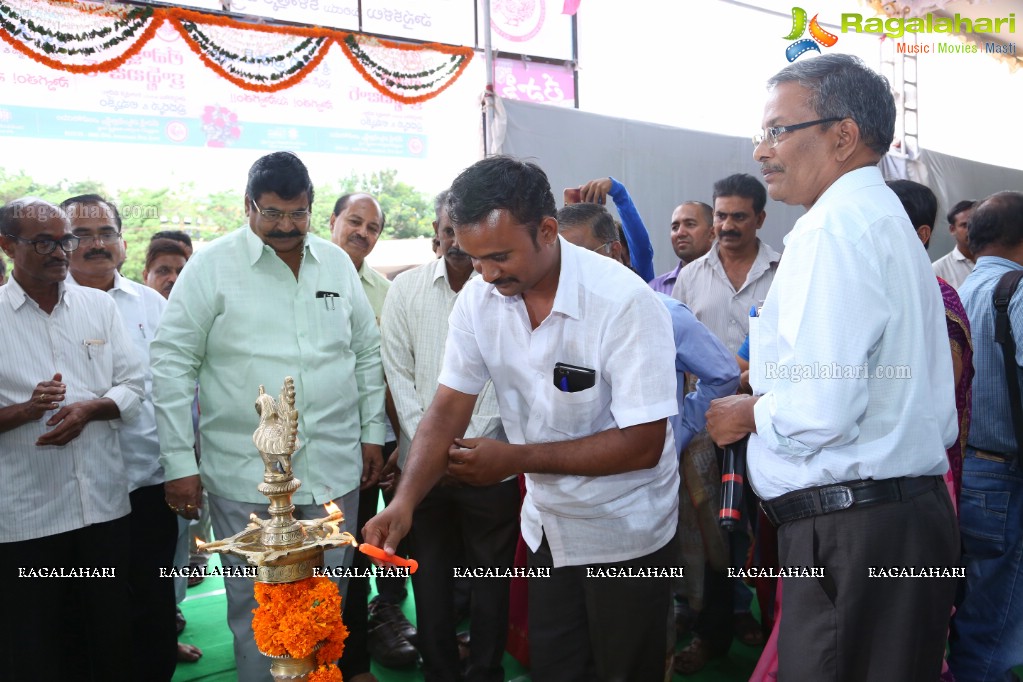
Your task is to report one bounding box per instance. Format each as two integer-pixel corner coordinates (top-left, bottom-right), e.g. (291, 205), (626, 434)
(1, 53), (1021, 682)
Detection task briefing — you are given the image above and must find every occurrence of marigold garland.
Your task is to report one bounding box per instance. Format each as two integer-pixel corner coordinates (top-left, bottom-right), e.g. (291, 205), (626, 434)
(0, 0), (476, 100)
(337, 34), (473, 105)
(0, 1), (160, 74)
(252, 577), (347, 662)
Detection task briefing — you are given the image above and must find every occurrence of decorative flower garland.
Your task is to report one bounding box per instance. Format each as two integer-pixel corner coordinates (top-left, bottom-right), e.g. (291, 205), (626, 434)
(252, 576), (348, 679)
(338, 33), (472, 104)
(0, 0), (476, 100)
(0, 0), (160, 74)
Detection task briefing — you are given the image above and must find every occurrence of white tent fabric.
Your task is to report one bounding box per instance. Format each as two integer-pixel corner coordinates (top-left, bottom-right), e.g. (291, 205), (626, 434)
(494, 97), (1023, 272)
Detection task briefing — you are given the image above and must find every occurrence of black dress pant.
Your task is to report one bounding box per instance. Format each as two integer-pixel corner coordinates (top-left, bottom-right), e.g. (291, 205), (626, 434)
(776, 481), (958, 682)
(128, 483), (179, 681)
(0, 516), (132, 682)
(527, 533), (675, 682)
(341, 441), (405, 678)
(409, 478), (520, 682)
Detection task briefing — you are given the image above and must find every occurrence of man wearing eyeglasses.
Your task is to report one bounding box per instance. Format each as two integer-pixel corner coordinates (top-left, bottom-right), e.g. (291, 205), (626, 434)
(0, 197), (144, 681)
(706, 54), (958, 679)
(62, 194), (187, 679)
(150, 152), (387, 682)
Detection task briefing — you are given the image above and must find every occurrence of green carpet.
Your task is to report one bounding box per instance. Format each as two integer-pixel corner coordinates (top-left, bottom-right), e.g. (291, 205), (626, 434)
(171, 555), (759, 682)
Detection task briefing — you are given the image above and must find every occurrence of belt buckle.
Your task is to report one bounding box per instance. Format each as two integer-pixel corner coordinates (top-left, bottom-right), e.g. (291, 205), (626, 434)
(760, 499), (780, 527)
(819, 485), (855, 513)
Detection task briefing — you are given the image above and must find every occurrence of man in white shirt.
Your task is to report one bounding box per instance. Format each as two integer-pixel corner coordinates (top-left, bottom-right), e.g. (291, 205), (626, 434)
(365, 156), (680, 682)
(63, 194), (181, 680)
(707, 54), (958, 680)
(932, 199), (977, 289)
(0, 198), (144, 681)
(380, 189), (518, 682)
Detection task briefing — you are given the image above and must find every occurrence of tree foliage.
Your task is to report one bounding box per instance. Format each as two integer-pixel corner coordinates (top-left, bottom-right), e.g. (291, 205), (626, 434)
(0, 168), (433, 283)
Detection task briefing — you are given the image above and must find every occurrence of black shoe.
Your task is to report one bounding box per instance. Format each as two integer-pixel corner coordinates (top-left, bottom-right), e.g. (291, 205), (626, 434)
(367, 619), (418, 669)
(368, 597), (419, 647)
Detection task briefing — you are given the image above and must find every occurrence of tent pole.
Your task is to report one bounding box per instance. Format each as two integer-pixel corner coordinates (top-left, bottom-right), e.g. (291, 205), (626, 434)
(482, 0), (495, 157)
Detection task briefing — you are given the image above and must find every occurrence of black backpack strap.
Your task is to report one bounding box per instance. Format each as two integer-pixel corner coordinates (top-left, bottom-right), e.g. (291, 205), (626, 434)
(992, 270), (1023, 466)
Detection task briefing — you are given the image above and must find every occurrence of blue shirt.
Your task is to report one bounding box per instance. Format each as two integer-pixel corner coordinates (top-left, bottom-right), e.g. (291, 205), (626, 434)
(609, 177), (655, 283)
(958, 255), (1023, 454)
(659, 293), (740, 454)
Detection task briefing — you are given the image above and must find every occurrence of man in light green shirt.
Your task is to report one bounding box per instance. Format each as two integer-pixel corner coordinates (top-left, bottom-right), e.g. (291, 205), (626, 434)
(330, 192), (390, 321)
(151, 152), (386, 682)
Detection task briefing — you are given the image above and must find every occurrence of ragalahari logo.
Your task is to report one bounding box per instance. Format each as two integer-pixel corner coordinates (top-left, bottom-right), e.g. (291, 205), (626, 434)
(784, 7), (839, 61)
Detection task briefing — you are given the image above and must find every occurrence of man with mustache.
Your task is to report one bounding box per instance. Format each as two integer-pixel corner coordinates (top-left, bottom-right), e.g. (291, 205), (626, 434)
(649, 201), (716, 295)
(669, 172), (779, 674)
(706, 53), (958, 680)
(379, 189), (516, 682)
(142, 238), (188, 300)
(328, 192), (417, 679)
(0, 197), (144, 681)
(365, 156), (681, 682)
(150, 152), (387, 682)
(62, 194), (188, 678)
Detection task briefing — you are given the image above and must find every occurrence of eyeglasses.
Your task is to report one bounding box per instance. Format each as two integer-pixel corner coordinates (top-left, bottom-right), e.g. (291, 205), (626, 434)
(2, 233), (81, 255)
(76, 232), (122, 247)
(590, 241), (614, 254)
(752, 117), (844, 148)
(250, 199), (311, 225)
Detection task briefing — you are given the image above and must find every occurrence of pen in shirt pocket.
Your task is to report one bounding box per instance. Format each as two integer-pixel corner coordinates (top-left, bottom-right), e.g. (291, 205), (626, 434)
(749, 305), (759, 318)
(83, 338), (105, 360)
(138, 323), (146, 338)
(316, 291), (339, 310)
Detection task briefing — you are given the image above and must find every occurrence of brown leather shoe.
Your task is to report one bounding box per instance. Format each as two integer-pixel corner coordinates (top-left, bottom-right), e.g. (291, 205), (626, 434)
(673, 637), (726, 676)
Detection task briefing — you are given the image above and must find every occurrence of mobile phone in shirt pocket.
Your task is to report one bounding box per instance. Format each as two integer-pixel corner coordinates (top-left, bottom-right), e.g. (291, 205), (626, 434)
(547, 369), (602, 438)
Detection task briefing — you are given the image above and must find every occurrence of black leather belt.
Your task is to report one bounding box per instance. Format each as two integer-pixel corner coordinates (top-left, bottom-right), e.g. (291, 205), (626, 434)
(761, 476), (941, 527)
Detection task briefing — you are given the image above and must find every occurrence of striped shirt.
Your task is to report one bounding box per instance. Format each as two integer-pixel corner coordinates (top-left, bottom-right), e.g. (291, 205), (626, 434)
(68, 272), (166, 491)
(671, 240), (780, 353)
(380, 257), (504, 469)
(0, 278), (144, 542)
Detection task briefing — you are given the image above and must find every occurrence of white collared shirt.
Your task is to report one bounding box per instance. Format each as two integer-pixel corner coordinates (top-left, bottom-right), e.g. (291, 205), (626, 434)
(748, 167), (956, 500)
(0, 278), (144, 541)
(69, 272), (166, 491)
(671, 240), (781, 353)
(932, 245), (975, 290)
(438, 237), (679, 567)
(381, 257), (504, 468)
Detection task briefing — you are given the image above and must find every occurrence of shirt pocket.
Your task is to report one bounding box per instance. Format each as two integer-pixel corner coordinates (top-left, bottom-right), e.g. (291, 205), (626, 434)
(545, 377), (604, 439)
(312, 294), (354, 352)
(81, 339), (114, 398)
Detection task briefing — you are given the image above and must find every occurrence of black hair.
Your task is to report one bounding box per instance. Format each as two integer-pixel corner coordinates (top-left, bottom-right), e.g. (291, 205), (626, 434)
(946, 200), (976, 226)
(152, 230), (193, 248)
(145, 238), (188, 271)
(245, 152), (314, 206)
(60, 193), (122, 230)
(886, 180), (937, 230)
(712, 174), (767, 214)
(446, 156), (557, 245)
